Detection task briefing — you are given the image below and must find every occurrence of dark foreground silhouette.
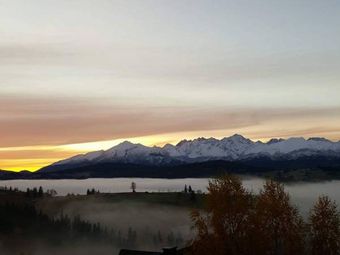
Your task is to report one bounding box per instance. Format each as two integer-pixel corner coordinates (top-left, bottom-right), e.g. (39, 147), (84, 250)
(2, 155), (340, 182)
(119, 247), (189, 255)
(1, 175), (340, 255)
(190, 175), (340, 255)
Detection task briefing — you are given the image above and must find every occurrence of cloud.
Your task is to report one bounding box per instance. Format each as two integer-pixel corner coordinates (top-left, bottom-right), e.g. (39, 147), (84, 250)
(0, 95), (340, 170)
(0, 42), (75, 66)
(1, 95), (340, 148)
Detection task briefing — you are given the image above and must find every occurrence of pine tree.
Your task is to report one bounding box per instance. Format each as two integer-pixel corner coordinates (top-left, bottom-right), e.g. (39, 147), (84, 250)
(32, 187), (38, 197)
(38, 186), (43, 197)
(131, 182), (136, 193)
(26, 188), (30, 197)
(188, 185), (192, 193)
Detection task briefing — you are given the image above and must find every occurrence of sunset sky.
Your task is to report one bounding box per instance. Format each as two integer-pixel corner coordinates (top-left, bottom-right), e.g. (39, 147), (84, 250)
(1, 0), (340, 171)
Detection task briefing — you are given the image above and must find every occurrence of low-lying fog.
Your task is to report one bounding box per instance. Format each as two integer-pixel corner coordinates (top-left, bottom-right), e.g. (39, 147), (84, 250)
(41, 198), (193, 250)
(2, 177), (340, 254)
(2, 177), (340, 215)
(0, 178), (210, 195)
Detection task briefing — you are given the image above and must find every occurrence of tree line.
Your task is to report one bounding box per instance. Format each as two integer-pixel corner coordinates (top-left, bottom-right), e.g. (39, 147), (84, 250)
(0, 201), (183, 253)
(190, 175), (340, 255)
(1, 185), (58, 197)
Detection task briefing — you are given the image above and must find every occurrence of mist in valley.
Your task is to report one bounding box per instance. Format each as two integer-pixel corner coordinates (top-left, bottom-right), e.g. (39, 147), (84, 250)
(0, 183), (199, 255)
(8, 193), (196, 255)
(42, 198), (193, 251)
(3, 178), (340, 254)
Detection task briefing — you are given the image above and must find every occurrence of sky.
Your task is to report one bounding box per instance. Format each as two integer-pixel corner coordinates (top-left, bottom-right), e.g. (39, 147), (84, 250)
(1, 0), (340, 171)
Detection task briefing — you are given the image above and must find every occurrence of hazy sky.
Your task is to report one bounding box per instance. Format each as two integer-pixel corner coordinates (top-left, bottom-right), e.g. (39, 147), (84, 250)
(1, 0), (340, 171)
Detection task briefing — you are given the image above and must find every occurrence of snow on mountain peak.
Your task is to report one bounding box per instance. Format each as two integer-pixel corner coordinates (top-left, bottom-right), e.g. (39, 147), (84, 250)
(248, 136), (340, 156)
(229, 134), (247, 140)
(103, 141), (159, 160)
(113, 141), (139, 150)
(176, 139), (190, 147)
(222, 134), (253, 144)
(51, 134), (340, 168)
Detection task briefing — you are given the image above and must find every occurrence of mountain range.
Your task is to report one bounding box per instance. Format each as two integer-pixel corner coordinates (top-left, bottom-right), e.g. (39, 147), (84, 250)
(2, 134), (340, 180)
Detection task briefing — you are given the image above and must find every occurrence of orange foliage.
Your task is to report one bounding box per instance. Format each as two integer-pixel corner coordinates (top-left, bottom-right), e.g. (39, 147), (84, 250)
(191, 175), (254, 255)
(253, 180), (304, 255)
(309, 196), (340, 255)
(190, 176), (305, 255)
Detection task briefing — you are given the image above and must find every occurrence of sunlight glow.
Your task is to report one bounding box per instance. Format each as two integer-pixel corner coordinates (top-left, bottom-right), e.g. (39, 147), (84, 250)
(1, 131), (236, 172)
(0, 158), (62, 172)
(2, 125), (340, 172)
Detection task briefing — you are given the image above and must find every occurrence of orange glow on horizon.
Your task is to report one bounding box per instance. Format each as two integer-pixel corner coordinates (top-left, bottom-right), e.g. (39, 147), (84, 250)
(0, 158), (63, 172)
(1, 127), (340, 172)
(0, 131), (234, 172)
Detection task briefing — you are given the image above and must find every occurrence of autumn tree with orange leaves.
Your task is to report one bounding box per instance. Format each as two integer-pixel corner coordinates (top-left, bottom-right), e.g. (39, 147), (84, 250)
(191, 176), (307, 255)
(253, 180), (305, 255)
(190, 175), (254, 255)
(309, 196), (340, 255)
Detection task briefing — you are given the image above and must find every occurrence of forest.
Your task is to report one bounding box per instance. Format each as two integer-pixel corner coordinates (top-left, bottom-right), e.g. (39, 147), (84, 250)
(0, 187), (186, 255)
(1, 176), (340, 255)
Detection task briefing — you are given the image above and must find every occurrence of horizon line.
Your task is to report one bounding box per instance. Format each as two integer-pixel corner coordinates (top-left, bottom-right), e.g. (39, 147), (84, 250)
(1, 133), (339, 173)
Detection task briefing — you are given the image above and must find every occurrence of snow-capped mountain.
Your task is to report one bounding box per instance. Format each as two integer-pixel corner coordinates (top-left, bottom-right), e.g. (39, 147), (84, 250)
(40, 134), (340, 172)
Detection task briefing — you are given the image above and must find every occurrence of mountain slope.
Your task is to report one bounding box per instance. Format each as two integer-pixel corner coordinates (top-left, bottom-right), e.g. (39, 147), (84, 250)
(39, 134), (340, 173)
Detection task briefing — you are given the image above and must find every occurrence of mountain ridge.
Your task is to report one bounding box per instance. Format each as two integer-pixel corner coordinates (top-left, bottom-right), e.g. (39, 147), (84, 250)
(38, 134), (340, 173)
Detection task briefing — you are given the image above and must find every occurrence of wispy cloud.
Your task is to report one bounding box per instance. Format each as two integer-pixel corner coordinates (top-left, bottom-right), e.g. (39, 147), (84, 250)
(1, 95), (339, 148)
(1, 0), (340, 170)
